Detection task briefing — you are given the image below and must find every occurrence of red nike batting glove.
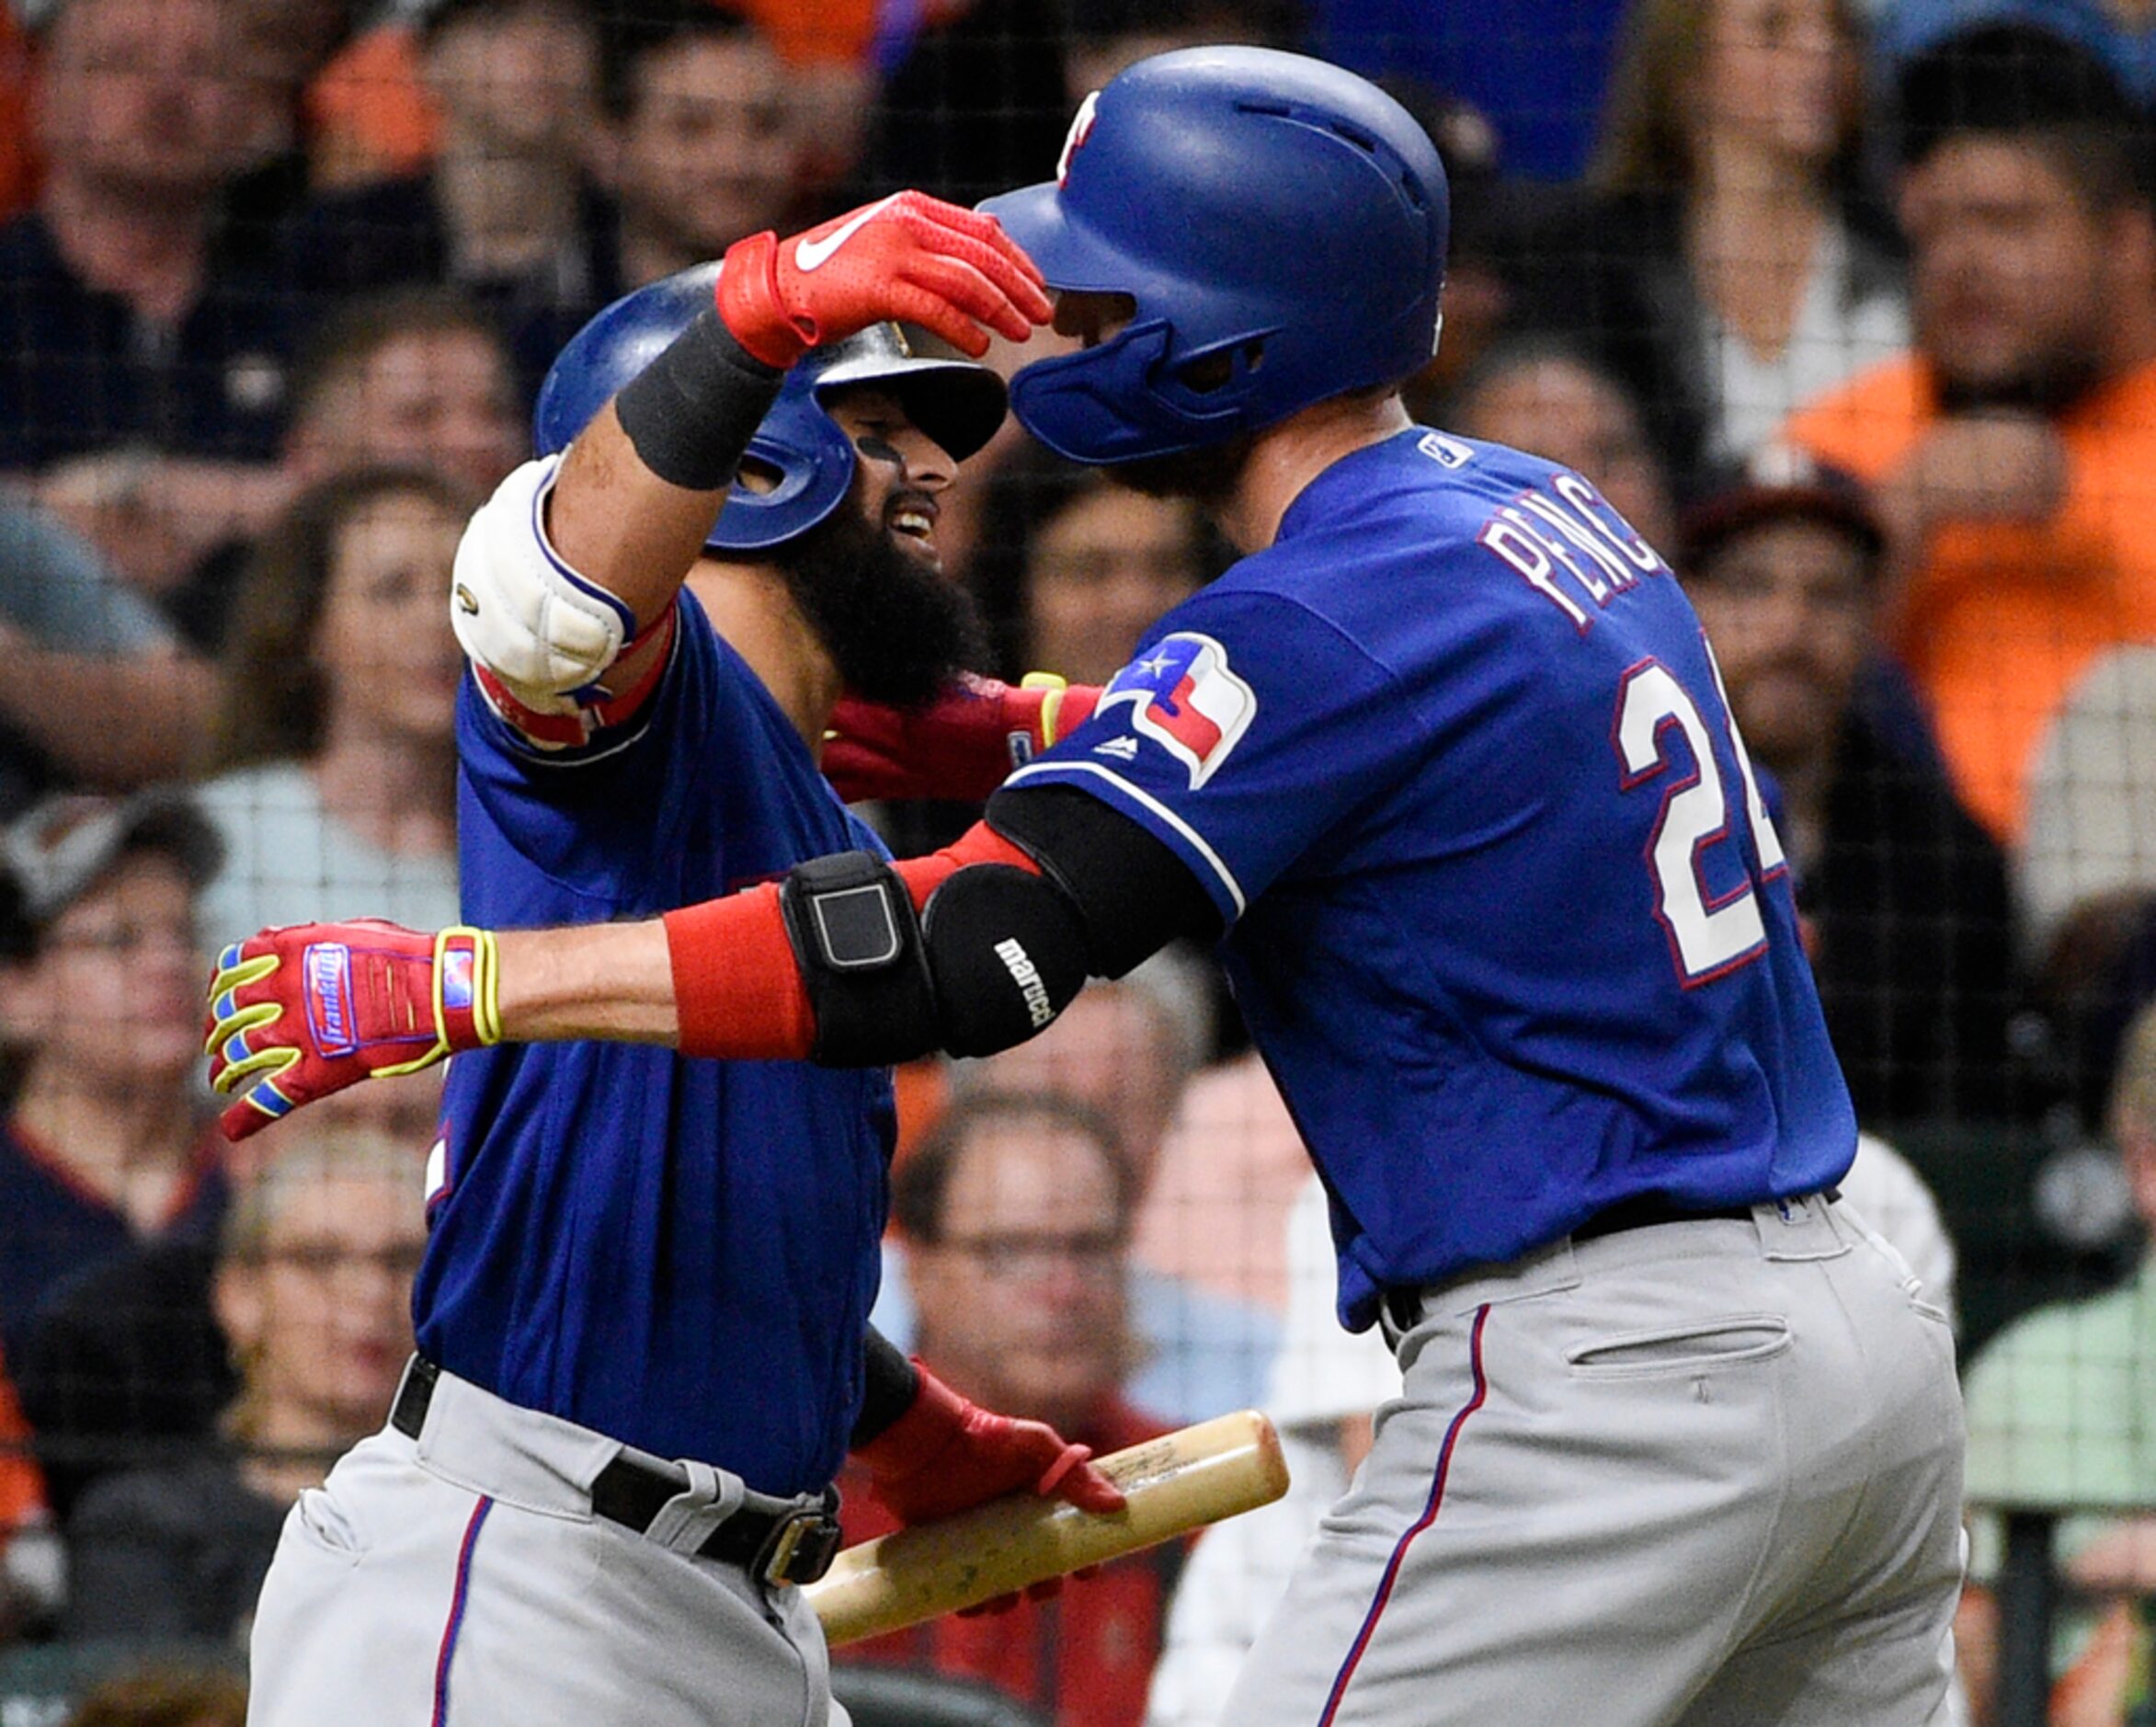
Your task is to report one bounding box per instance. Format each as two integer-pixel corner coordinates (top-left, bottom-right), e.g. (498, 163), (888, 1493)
(854, 1362), (1125, 1615)
(204, 920), (500, 1141)
(822, 673), (1102, 803)
(716, 189), (1052, 367)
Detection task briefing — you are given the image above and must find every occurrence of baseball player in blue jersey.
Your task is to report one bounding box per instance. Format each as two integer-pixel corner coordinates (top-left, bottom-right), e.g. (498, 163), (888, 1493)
(210, 192), (1125, 1727)
(210, 51), (1967, 1726)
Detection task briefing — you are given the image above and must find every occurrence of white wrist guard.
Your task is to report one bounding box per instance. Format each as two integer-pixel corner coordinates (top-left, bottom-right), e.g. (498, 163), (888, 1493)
(450, 457), (634, 708)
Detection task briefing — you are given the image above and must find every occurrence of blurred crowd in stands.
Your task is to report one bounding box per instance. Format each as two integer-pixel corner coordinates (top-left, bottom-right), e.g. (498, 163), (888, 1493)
(2, 0), (2156, 1720)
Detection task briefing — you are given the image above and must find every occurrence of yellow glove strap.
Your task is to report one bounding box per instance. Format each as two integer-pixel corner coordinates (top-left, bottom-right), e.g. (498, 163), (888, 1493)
(375, 926), (502, 1078)
(1021, 671), (1071, 747)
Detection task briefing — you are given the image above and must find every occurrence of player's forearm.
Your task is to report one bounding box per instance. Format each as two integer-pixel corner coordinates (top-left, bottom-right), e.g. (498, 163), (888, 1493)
(490, 880), (817, 1058)
(492, 921), (681, 1046)
(485, 799), (1198, 1062)
(206, 805), (1203, 1139)
(490, 830), (1017, 1062)
(544, 410), (725, 629)
(546, 314), (782, 627)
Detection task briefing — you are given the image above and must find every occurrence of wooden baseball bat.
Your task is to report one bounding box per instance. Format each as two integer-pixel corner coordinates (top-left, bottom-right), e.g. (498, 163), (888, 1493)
(805, 1408), (1290, 1647)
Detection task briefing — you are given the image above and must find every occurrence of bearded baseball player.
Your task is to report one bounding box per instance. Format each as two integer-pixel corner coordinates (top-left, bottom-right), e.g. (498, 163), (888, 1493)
(215, 193), (1126, 1727)
(211, 50), (1968, 1726)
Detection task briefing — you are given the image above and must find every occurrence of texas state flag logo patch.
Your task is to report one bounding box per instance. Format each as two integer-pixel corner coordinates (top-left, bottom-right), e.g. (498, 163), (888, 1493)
(1097, 632), (1256, 789)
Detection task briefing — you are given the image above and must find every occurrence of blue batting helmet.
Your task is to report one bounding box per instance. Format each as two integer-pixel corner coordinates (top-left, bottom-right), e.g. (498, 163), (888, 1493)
(532, 265), (1009, 553)
(980, 48), (1448, 466)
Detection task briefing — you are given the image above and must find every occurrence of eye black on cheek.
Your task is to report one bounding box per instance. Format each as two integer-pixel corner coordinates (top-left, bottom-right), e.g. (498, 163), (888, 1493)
(856, 436), (906, 468)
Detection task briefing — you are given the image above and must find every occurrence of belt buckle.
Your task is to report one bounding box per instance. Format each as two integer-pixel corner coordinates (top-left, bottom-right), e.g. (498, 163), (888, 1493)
(757, 1504), (841, 1586)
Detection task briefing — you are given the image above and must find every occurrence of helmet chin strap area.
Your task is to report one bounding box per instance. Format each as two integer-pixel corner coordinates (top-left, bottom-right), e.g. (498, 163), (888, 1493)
(1008, 320), (1257, 466)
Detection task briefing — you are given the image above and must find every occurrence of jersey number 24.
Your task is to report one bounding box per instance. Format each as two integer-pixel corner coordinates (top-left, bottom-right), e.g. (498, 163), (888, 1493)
(1614, 647), (1786, 988)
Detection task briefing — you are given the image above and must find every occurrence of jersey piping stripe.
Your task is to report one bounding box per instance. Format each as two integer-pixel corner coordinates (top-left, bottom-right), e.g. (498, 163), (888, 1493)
(1316, 1303), (1491, 1727)
(527, 458), (635, 637)
(431, 1493), (495, 1726)
(1001, 760), (1248, 915)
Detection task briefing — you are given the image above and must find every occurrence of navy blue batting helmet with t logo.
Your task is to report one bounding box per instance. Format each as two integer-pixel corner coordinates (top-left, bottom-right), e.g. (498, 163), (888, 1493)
(532, 264), (1008, 553)
(980, 47), (1449, 466)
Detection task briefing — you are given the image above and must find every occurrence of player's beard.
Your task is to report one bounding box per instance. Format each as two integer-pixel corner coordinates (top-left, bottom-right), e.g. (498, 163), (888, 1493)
(780, 501), (987, 709)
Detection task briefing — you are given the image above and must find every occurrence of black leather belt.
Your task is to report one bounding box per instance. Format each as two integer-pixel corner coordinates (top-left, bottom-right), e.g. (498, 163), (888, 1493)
(390, 1355), (842, 1586)
(1570, 1184), (1841, 1241)
(1569, 1194), (1754, 1241)
(1382, 1189), (1841, 1335)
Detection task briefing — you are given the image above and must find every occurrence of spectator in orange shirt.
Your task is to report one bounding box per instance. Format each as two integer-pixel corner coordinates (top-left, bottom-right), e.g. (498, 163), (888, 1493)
(306, 26), (435, 193)
(1782, 22), (2156, 842)
(839, 1092), (1181, 1727)
(0, 1355), (43, 1543)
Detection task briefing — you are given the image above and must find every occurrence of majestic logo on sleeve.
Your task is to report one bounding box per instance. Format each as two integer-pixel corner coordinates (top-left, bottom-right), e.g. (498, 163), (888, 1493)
(1096, 633), (1256, 788)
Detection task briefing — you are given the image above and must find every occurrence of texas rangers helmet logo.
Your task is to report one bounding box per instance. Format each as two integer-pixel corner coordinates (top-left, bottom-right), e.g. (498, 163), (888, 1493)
(1057, 90), (1100, 186)
(1098, 632), (1256, 788)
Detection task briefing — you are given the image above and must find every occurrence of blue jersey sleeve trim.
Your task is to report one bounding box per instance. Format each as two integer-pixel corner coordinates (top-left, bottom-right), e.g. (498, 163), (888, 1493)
(473, 701), (658, 770)
(1002, 759), (1247, 918)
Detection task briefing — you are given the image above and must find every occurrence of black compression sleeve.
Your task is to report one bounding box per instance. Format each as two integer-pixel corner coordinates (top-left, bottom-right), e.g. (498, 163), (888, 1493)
(985, 783), (1224, 976)
(850, 1324), (922, 1447)
(611, 309), (782, 491)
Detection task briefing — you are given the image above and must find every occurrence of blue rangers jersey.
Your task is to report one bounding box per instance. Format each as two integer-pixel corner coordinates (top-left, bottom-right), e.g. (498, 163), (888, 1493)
(1006, 428), (1856, 1331)
(416, 586), (895, 1493)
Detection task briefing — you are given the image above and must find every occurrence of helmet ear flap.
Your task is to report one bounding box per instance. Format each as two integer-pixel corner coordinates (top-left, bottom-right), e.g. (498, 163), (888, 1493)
(1170, 338), (1267, 397)
(707, 410), (857, 554)
(1007, 321), (1255, 465)
(734, 453), (786, 495)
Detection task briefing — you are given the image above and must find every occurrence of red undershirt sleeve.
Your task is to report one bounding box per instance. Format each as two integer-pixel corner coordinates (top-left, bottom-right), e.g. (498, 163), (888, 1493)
(469, 600), (681, 756)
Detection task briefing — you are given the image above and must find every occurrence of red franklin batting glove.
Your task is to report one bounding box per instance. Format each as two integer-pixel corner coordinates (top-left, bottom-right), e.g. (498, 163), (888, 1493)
(204, 920), (500, 1141)
(715, 189), (1052, 368)
(821, 673), (1101, 804)
(854, 1361), (1126, 1527)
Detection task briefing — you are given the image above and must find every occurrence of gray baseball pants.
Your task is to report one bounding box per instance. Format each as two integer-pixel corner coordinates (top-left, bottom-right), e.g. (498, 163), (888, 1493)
(245, 1365), (847, 1727)
(1225, 1194), (1966, 1726)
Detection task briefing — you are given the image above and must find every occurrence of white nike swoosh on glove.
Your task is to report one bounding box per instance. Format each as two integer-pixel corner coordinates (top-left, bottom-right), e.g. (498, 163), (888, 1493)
(795, 194), (904, 272)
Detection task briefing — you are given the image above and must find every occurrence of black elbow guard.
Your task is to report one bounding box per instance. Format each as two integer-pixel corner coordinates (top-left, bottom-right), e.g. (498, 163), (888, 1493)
(986, 783), (1224, 976)
(779, 851), (1089, 1066)
(919, 861), (1089, 1058)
